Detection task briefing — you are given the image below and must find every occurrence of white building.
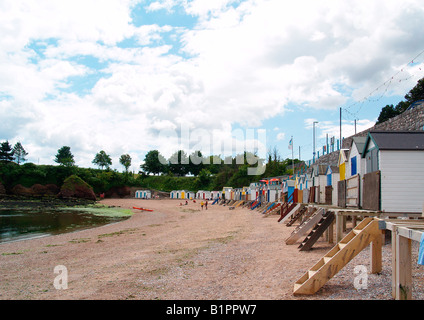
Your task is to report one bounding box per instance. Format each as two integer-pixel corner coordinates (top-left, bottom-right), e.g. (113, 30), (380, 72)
(135, 190), (151, 199)
(362, 131), (424, 213)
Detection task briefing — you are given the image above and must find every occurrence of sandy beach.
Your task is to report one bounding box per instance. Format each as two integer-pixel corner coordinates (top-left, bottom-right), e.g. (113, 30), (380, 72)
(0, 198), (423, 300)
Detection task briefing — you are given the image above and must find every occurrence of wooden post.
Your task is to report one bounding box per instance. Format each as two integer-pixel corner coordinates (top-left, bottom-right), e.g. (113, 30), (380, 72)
(370, 231), (383, 274)
(336, 212), (344, 243)
(395, 232), (412, 300)
(328, 220), (334, 244)
(391, 230), (397, 299)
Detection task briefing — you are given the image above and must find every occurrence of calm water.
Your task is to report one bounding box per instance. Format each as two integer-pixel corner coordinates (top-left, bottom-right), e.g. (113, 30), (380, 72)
(0, 208), (129, 243)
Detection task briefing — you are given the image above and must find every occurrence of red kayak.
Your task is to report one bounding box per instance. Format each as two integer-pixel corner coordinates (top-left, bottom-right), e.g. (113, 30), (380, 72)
(133, 207), (154, 212)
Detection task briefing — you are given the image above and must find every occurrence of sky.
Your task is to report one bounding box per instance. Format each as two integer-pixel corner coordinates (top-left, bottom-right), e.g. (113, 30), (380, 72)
(1, 0), (424, 172)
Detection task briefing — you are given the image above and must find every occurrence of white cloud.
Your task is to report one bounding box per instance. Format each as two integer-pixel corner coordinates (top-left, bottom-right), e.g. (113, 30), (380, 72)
(2, 0), (424, 168)
(276, 132), (286, 141)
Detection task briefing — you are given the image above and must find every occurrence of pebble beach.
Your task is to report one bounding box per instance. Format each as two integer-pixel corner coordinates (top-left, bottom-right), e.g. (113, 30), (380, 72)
(0, 198), (423, 300)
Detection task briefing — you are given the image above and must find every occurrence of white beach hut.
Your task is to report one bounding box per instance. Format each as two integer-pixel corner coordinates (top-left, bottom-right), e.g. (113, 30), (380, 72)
(135, 190), (151, 199)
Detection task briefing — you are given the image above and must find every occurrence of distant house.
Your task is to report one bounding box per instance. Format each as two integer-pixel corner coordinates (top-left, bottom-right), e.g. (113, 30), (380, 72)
(196, 190), (211, 200)
(345, 136), (367, 207)
(170, 190), (191, 199)
(222, 187), (233, 200)
(312, 164), (328, 204)
(210, 191), (222, 200)
(361, 131), (424, 213)
(186, 191), (195, 200)
(248, 183), (260, 201)
(325, 166), (339, 206)
(170, 190), (179, 199)
(338, 149), (350, 181)
(135, 190), (151, 199)
(347, 136), (367, 178)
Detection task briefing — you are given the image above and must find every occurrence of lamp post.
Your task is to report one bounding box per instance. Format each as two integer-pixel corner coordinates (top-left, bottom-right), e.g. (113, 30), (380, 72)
(313, 121), (318, 163)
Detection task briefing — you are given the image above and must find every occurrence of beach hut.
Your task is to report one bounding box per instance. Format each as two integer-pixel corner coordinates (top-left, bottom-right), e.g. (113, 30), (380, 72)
(241, 186), (249, 201)
(232, 188), (241, 201)
(186, 191), (195, 200)
(345, 136), (367, 207)
(286, 179), (295, 202)
(248, 183), (260, 201)
(222, 187), (233, 200)
(210, 191), (222, 200)
(196, 190), (211, 200)
(338, 149), (349, 181)
(312, 164), (327, 204)
(325, 166), (339, 206)
(135, 190), (151, 199)
(170, 190), (178, 199)
(361, 131), (424, 213)
(170, 190), (189, 199)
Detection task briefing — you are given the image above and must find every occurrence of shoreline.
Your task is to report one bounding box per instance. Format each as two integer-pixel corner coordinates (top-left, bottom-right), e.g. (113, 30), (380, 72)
(0, 198), (423, 300)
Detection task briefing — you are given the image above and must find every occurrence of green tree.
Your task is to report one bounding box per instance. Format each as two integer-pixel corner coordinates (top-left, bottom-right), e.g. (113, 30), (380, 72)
(141, 150), (167, 175)
(0, 141), (14, 163)
(376, 104), (399, 124)
(119, 154), (132, 173)
(404, 77), (424, 105)
(195, 168), (212, 189)
(54, 146), (75, 167)
(13, 142), (28, 164)
(188, 150), (204, 176)
(92, 150), (112, 170)
(205, 155), (223, 174)
(168, 150), (189, 176)
(376, 77), (424, 124)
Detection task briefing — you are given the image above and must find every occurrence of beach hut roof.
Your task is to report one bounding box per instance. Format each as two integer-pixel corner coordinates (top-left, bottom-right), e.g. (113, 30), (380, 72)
(362, 131), (424, 156)
(351, 136), (367, 155)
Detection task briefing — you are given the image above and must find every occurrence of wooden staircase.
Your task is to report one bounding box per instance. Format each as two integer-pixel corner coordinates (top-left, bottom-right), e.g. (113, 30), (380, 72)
(298, 211), (335, 251)
(293, 217), (382, 295)
(278, 203), (300, 224)
(286, 205), (308, 227)
(261, 202), (276, 214)
(267, 203), (281, 215)
(285, 208), (323, 245)
(235, 200), (244, 208)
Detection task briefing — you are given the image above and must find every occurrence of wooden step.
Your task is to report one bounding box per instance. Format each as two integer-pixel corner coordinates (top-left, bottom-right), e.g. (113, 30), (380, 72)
(278, 203), (301, 224)
(286, 205), (307, 227)
(298, 212), (335, 251)
(293, 218), (382, 295)
(285, 208), (325, 245)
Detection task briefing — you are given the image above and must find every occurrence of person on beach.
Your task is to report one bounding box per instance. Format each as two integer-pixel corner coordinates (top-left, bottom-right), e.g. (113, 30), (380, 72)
(205, 200), (208, 210)
(201, 201), (204, 210)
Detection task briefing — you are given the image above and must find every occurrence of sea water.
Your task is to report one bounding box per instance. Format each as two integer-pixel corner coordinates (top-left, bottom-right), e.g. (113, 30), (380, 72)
(0, 207), (131, 243)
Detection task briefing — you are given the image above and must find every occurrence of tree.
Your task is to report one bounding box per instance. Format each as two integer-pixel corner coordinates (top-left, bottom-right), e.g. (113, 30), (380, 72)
(119, 154), (132, 173)
(141, 150), (167, 175)
(195, 168), (212, 189)
(168, 150), (189, 176)
(376, 104), (398, 124)
(13, 142), (28, 165)
(92, 150), (112, 170)
(404, 77), (424, 105)
(188, 150), (204, 176)
(376, 77), (424, 124)
(0, 141), (15, 163)
(54, 146), (75, 167)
